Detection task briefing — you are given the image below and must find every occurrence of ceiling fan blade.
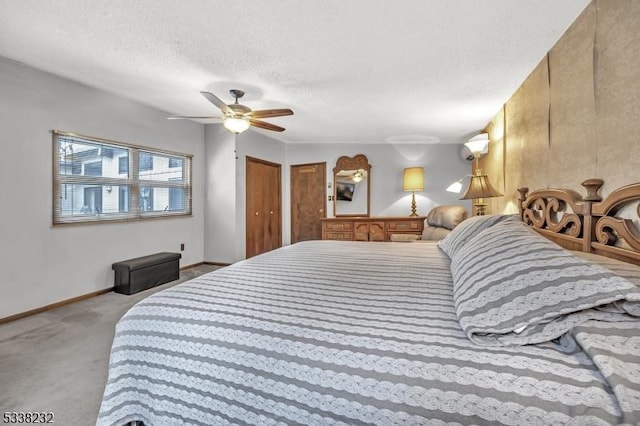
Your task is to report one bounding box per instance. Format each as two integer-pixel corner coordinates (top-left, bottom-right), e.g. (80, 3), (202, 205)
(200, 91), (232, 115)
(167, 115), (222, 120)
(250, 119), (286, 132)
(250, 109), (294, 119)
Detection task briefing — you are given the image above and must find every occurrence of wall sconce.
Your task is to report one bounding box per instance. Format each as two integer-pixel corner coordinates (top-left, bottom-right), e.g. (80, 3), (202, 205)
(464, 133), (490, 157)
(446, 174), (473, 193)
(352, 170), (364, 183)
(460, 134), (502, 215)
(403, 167), (424, 217)
(105, 185), (113, 193)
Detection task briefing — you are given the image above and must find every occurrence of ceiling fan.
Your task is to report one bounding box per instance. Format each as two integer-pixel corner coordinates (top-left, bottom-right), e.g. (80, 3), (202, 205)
(168, 89), (293, 134)
(336, 169), (366, 183)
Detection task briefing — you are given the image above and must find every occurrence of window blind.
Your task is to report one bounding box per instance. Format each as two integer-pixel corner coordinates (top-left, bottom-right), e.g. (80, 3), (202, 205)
(53, 131), (192, 225)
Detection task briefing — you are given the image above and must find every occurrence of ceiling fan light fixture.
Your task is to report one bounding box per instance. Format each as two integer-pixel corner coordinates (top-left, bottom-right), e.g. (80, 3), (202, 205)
(223, 116), (251, 134)
(172, 90), (292, 133)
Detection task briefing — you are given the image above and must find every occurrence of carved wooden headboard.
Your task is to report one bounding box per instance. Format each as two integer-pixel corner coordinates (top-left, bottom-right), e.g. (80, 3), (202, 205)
(518, 179), (640, 266)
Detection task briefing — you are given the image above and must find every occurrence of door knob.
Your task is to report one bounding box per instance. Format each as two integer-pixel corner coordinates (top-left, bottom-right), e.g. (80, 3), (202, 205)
(255, 211), (259, 216)
(319, 208), (324, 213)
(270, 211), (274, 215)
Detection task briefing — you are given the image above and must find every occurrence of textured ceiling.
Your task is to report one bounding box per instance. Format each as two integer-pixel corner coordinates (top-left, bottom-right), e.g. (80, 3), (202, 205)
(0, 0), (589, 144)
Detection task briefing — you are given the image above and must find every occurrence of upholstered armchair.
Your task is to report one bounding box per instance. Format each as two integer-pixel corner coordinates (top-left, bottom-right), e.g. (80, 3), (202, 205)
(421, 205), (468, 240)
(390, 205), (468, 242)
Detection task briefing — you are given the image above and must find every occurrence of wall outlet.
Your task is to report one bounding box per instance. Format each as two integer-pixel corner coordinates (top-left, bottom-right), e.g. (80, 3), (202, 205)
(180, 243), (185, 251)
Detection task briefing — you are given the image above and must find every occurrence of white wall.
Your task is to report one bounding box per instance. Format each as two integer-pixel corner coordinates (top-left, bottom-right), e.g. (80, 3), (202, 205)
(0, 57), (205, 319)
(203, 124), (236, 263)
(0, 57), (473, 318)
(202, 133), (471, 263)
(203, 126), (287, 263)
(286, 142), (471, 230)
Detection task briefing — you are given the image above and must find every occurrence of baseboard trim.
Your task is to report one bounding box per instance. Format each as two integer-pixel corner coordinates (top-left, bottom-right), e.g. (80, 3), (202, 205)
(180, 261), (203, 270)
(0, 287), (113, 325)
(180, 261), (230, 269)
(0, 262), (230, 325)
(203, 261), (232, 267)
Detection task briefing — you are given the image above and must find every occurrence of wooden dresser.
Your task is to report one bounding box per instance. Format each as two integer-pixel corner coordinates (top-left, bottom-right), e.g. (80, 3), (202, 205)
(320, 216), (426, 241)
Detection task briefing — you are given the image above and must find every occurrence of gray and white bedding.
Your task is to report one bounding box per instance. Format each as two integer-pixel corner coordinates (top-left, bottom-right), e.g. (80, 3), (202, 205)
(98, 234), (640, 425)
(449, 219), (640, 346)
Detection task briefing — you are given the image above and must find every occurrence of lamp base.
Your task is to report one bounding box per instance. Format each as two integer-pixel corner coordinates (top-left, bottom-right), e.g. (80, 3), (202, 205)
(409, 192), (418, 217)
(473, 200), (487, 216)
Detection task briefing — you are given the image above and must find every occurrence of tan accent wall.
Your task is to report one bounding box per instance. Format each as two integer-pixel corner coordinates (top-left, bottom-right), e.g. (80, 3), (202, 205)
(480, 0), (640, 212)
(483, 106), (506, 213)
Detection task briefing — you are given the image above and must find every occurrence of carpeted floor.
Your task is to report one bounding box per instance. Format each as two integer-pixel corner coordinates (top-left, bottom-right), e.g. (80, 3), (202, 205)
(0, 264), (222, 426)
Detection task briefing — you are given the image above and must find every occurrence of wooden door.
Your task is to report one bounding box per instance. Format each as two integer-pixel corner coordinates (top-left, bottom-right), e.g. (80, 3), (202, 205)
(246, 157), (282, 258)
(290, 162), (326, 243)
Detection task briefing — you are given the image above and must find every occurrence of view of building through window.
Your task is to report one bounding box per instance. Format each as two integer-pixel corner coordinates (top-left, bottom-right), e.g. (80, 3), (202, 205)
(53, 132), (192, 224)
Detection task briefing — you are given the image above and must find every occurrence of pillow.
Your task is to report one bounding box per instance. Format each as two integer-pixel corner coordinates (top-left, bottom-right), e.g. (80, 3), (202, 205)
(572, 251), (640, 316)
(450, 220), (640, 346)
(438, 214), (518, 258)
(426, 205), (468, 230)
(571, 251), (640, 287)
(422, 226), (452, 241)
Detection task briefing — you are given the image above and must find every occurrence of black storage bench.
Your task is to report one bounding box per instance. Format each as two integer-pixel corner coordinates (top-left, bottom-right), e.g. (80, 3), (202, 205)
(112, 252), (182, 295)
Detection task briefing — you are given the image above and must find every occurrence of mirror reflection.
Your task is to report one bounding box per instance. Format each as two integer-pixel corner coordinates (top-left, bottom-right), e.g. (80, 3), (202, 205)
(335, 170), (368, 215)
(333, 154), (371, 217)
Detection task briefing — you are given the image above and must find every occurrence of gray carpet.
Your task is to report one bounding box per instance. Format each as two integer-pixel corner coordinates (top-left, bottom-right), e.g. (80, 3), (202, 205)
(0, 264), (222, 426)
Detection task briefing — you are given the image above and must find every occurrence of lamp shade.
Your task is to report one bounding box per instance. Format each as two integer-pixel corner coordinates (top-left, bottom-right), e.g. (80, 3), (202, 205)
(460, 174), (502, 200)
(403, 167), (424, 192)
(223, 117), (251, 134)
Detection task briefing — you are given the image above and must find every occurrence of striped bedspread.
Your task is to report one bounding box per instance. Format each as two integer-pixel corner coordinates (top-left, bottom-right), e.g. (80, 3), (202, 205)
(97, 240), (640, 425)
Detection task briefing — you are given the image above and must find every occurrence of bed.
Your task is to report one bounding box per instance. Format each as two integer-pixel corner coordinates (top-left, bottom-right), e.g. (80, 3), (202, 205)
(97, 179), (640, 426)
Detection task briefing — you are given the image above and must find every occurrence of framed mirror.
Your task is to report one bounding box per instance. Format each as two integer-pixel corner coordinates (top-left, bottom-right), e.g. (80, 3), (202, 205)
(333, 154), (371, 217)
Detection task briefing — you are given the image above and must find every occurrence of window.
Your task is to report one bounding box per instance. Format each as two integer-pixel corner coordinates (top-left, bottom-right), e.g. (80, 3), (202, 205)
(118, 156), (128, 175)
(139, 152), (153, 171)
(169, 177), (185, 211)
(118, 187), (129, 213)
(82, 186), (102, 213)
(84, 161), (102, 176)
(53, 131), (192, 224)
(139, 186), (154, 211)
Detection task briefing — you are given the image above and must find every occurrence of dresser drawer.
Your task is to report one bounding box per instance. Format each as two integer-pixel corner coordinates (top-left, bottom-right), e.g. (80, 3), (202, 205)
(322, 216), (426, 242)
(387, 220), (421, 231)
(324, 221), (353, 231)
(324, 232), (353, 240)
